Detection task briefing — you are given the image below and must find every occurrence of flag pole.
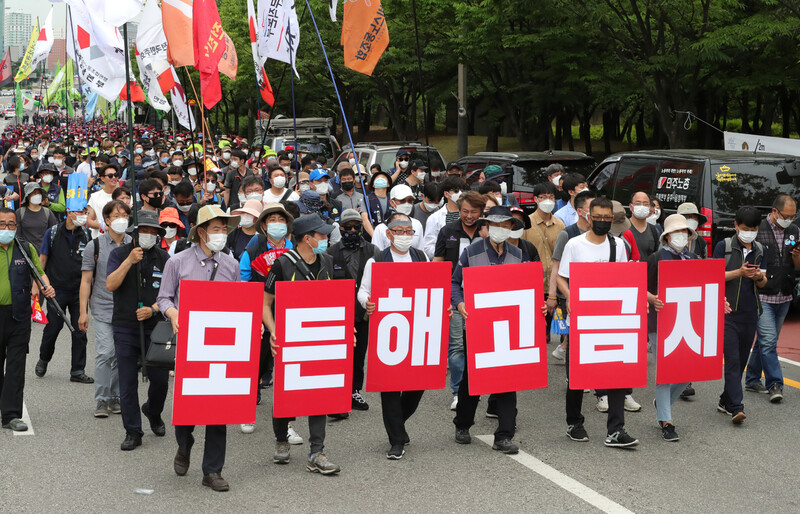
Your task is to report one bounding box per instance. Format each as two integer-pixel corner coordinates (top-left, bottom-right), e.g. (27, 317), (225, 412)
(123, 21), (148, 382)
(184, 72), (210, 163)
(289, 25), (298, 173)
(180, 67), (202, 178)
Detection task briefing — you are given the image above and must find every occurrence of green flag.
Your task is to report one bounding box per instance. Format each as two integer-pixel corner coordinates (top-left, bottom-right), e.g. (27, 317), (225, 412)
(65, 59), (74, 117)
(15, 82), (22, 119)
(43, 62), (66, 107)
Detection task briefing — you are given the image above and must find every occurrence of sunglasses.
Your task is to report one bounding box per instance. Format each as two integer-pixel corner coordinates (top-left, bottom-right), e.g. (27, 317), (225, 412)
(104, 173), (119, 179)
(398, 157), (410, 162)
(341, 224), (361, 232)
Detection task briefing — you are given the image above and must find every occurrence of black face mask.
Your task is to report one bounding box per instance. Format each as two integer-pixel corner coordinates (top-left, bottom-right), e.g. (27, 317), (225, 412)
(147, 195), (164, 209)
(341, 181), (354, 191)
(341, 229), (362, 249)
(591, 220), (612, 237)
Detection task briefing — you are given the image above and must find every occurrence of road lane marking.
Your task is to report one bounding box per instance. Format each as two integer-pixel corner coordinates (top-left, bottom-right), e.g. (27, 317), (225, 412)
(12, 402), (35, 436)
(476, 435), (634, 514)
(779, 356), (800, 368)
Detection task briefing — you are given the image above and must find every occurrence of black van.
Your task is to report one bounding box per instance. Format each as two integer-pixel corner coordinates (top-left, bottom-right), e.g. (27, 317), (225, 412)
(587, 149), (800, 254)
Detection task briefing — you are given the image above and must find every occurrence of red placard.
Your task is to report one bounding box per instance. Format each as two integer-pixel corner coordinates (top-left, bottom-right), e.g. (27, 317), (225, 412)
(463, 262), (547, 395)
(273, 280), (355, 418)
(569, 262), (648, 389)
(172, 280), (264, 426)
(656, 259), (725, 384)
(365, 262), (451, 392)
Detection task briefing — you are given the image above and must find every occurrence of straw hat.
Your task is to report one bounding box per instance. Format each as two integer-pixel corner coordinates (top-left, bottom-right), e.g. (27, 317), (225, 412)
(256, 202), (294, 237)
(188, 205), (240, 242)
(611, 200), (631, 234)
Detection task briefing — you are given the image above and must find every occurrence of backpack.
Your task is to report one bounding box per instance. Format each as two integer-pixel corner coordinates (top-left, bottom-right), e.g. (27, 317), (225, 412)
(723, 237), (763, 268)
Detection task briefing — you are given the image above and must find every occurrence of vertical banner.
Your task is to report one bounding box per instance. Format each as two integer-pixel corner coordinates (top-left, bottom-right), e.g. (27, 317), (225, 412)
(274, 280), (355, 418)
(463, 262), (547, 395)
(569, 262), (648, 389)
(14, 18), (40, 83)
(656, 259), (725, 384)
(341, 0), (389, 76)
(365, 262), (451, 392)
(172, 280), (264, 425)
(66, 173), (89, 211)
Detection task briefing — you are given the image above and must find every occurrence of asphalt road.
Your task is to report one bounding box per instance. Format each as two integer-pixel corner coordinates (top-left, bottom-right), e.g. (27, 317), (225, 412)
(3, 320), (800, 514)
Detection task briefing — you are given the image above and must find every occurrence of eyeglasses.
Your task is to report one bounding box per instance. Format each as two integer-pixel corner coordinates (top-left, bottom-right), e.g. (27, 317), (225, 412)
(631, 201), (650, 207)
(591, 215), (614, 222)
(776, 210), (797, 221)
(0, 222), (18, 229)
(390, 229), (415, 236)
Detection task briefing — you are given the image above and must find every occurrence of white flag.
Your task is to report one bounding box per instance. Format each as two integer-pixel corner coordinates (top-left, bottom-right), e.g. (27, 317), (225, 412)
(170, 67), (196, 131)
(136, 49), (170, 112)
(66, 0), (126, 102)
(257, 0), (300, 77)
(104, 0), (144, 26)
(137, 0), (175, 94)
(31, 8), (55, 69)
(329, 0), (338, 22)
(67, 0), (125, 68)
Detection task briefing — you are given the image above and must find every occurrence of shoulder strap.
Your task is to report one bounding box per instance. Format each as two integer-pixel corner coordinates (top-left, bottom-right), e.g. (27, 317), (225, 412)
(49, 222), (61, 248)
(411, 247), (425, 262)
(724, 237), (733, 266)
(279, 188), (293, 203)
(18, 206), (26, 221)
(607, 234), (617, 262)
(209, 261), (219, 281)
(285, 249), (316, 281)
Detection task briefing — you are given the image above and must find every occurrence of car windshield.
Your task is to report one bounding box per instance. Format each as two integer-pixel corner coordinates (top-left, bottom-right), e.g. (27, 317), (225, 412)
(276, 137), (336, 160)
(514, 159), (596, 191)
(712, 161), (800, 215)
(377, 148), (443, 172)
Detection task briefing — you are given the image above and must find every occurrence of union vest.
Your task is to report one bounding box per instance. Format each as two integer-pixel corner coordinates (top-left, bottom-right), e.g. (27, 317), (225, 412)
(45, 223), (91, 291)
(7, 240), (35, 321)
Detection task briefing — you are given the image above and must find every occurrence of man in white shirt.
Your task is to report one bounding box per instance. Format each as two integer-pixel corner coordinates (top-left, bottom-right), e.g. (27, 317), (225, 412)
(423, 176), (468, 259)
(87, 164), (121, 238)
(370, 185), (424, 251)
(263, 165), (299, 204)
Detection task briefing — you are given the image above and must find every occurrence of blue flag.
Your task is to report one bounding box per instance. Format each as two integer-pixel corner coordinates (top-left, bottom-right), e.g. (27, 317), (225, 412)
(84, 85), (98, 122)
(66, 173), (89, 212)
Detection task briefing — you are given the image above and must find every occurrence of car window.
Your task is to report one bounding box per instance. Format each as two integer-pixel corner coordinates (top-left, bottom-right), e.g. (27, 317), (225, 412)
(652, 160), (704, 210)
(612, 158), (657, 204)
(515, 159), (596, 191)
(712, 161), (800, 215)
(589, 161), (617, 193)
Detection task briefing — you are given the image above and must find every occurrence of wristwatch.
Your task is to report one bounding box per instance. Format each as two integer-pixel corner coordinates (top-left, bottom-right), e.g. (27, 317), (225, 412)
(150, 306), (157, 317)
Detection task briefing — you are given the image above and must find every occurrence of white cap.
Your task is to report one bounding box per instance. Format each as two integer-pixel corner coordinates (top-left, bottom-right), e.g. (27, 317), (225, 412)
(390, 184), (414, 200)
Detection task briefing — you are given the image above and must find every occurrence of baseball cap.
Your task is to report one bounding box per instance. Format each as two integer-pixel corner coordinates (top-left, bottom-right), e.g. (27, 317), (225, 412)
(292, 214), (335, 237)
(390, 184), (414, 200)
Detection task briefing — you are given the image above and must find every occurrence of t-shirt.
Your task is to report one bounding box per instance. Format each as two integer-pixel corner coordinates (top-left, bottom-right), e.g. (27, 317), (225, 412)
(336, 190), (365, 213)
(81, 232), (132, 323)
(412, 203), (437, 230)
(230, 228), (255, 260)
(264, 254), (322, 295)
(16, 206), (57, 252)
(76, 160), (95, 177)
(87, 189), (114, 238)
(629, 223), (659, 260)
(264, 188), (299, 204)
(558, 233), (628, 279)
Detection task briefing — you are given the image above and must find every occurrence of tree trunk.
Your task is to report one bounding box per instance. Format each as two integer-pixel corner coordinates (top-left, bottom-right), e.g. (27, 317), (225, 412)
(580, 106), (593, 156)
(602, 110), (612, 154)
(359, 101), (371, 138)
(781, 89), (792, 138)
(486, 123), (499, 152)
(635, 111), (646, 148)
(555, 111), (563, 151)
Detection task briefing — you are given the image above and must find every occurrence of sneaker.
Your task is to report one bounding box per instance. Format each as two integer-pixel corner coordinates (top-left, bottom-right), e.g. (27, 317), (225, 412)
(386, 444), (405, 460)
(680, 384), (695, 399)
(108, 398), (121, 414)
(717, 402), (733, 416)
(661, 423), (679, 442)
(240, 423), (255, 434)
(34, 359), (48, 378)
(485, 408), (498, 419)
(732, 411), (747, 424)
(2, 418), (28, 432)
(455, 427), (471, 444)
(94, 400), (110, 418)
(492, 439), (519, 454)
(624, 395), (642, 412)
(120, 431), (142, 451)
(745, 383), (769, 394)
(352, 390), (369, 411)
(287, 423), (303, 445)
(306, 452), (341, 475)
(273, 441), (290, 464)
(551, 346), (566, 364)
(70, 373), (94, 384)
(450, 395), (458, 411)
(604, 430), (639, 448)
(769, 385), (784, 403)
(596, 395), (609, 412)
(566, 424), (589, 442)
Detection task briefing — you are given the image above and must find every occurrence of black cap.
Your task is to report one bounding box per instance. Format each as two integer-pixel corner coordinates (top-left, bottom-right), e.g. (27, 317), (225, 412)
(447, 161), (463, 171)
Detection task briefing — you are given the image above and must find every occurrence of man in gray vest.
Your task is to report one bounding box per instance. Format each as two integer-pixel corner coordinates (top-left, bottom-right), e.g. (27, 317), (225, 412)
(450, 206), (529, 454)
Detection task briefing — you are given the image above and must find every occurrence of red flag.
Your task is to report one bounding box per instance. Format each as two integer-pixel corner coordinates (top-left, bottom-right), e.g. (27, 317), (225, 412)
(31, 295), (48, 324)
(248, 0), (274, 106)
(0, 49), (12, 88)
(119, 81), (146, 102)
(192, 0), (225, 109)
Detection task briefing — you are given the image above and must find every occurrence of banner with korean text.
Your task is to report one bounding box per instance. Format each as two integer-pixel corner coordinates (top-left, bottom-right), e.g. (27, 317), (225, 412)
(366, 262), (450, 392)
(274, 280), (355, 417)
(463, 262), (547, 395)
(569, 262), (648, 389)
(172, 280), (264, 425)
(656, 259), (725, 384)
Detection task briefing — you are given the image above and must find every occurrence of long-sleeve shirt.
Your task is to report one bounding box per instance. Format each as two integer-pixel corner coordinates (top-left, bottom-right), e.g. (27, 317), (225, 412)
(357, 250), (429, 309)
(451, 240), (526, 306)
(157, 244), (241, 314)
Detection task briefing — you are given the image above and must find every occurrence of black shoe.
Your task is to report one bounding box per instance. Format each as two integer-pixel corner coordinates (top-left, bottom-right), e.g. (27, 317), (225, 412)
(455, 427), (471, 444)
(327, 413), (349, 420)
(661, 423), (679, 442)
(35, 359), (48, 378)
(492, 439), (519, 454)
(566, 424), (589, 442)
(604, 430), (639, 448)
(386, 444), (405, 460)
(141, 403), (166, 437)
(680, 384), (695, 399)
(174, 449), (190, 476)
(352, 390), (369, 411)
(120, 431), (142, 451)
(70, 373), (94, 384)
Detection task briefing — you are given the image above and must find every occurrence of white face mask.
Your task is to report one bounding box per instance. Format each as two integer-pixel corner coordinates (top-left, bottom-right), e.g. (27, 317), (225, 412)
(173, 160), (183, 167)
(392, 235), (414, 253)
(348, 158), (357, 167)
(488, 226), (512, 244)
(74, 214), (88, 226)
(205, 233), (227, 253)
(164, 227), (177, 239)
(222, 152), (231, 160)
(272, 176), (286, 189)
(246, 192), (263, 203)
(231, 159), (240, 168)
(416, 171), (427, 181)
(187, 167), (197, 176)
(423, 201), (439, 211)
(775, 216), (793, 229)
(205, 181), (216, 192)
(646, 214), (659, 225)
(537, 199), (556, 214)
(738, 229), (758, 244)
(552, 175), (562, 187)
(29, 194), (43, 205)
(686, 219), (699, 231)
(449, 191), (462, 203)
(281, 165), (290, 173)
(110, 218), (129, 234)
(315, 182), (329, 195)
(48, 157), (54, 164)
(632, 205), (650, 219)
(299, 183), (311, 192)
(238, 193), (247, 205)
(509, 228), (524, 239)
(146, 150), (155, 157)
(54, 158), (63, 167)
(669, 232), (689, 250)
(239, 214), (255, 228)
(499, 182), (507, 195)
(177, 203), (192, 213)
(394, 202), (413, 216)
(138, 233), (158, 250)
(398, 160), (409, 170)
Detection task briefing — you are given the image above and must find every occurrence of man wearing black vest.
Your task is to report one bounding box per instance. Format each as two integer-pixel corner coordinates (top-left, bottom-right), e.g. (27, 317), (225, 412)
(451, 206), (529, 455)
(262, 214), (341, 475)
(106, 210), (170, 451)
(326, 209), (380, 412)
(33, 206), (93, 383)
(0, 207), (55, 432)
(357, 213), (428, 459)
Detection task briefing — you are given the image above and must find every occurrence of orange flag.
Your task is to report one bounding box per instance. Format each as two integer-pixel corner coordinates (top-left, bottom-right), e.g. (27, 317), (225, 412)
(218, 31), (238, 80)
(162, 0), (195, 67)
(31, 295), (48, 325)
(341, 0), (389, 76)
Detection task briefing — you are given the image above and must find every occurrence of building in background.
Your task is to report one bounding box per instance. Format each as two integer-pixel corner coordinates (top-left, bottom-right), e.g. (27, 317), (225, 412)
(0, 2), (5, 53)
(46, 38), (66, 73)
(5, 9), (32, 48)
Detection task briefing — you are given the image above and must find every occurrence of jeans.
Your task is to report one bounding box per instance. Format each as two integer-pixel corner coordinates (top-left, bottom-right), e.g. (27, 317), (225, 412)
(175, 425), (227, 475)
(93, 318), (119, 402)
(746, 301), (790, 390)
(0, 307), (31, 425)
(39, 288), (87, 376)
(448, 311), (465, 395)
(650, 333), (688, 422)
(273, 415), (326, 455)
(720, 315), (757, 414)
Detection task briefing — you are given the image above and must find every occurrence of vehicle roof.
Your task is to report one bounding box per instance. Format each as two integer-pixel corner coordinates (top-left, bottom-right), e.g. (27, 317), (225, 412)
(342, 142), (440, 152)
(601, 149), (800, 163)
(463, 151), (593, 161)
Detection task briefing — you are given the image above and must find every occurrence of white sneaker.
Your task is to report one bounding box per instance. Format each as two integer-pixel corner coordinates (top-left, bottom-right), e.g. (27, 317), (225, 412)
(624, 394), (642, 412)
(596, 395), (609, 412)
(551, 346), (566, 364)
(287, 423), (304, 445)
(240, 423), (255, 434)
(449, 396), (458, 411)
